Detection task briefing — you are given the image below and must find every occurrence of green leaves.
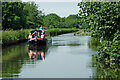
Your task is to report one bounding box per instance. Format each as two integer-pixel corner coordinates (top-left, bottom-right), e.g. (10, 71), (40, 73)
(43, 13), (60, 28)
(78, 2), (120, 65)
(43, 14), (79, 29)
(78, 2), (120, 38)
(2, 2), (44, 30)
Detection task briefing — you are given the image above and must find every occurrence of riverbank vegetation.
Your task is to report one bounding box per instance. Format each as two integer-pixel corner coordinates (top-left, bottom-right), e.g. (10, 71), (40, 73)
(75, 29), (90, 36)
(2, 28), (78, 46)
(49, 28), (78, 36)
(78, 2), (120, 67)
(2, 29), (32, 46)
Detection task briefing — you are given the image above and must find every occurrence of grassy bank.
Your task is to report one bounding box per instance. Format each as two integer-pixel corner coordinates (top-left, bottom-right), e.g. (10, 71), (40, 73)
(2, 28), (78, 46)
(2, 29), (34, 46)
(48, 28), (78, 36)
(75, 29), (90, 36)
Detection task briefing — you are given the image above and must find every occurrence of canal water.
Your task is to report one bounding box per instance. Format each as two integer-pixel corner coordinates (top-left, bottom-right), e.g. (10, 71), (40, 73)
(2, 33), (98, 78)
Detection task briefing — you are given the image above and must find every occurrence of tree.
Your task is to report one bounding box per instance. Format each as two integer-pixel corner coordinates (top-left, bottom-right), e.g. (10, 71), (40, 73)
(43, 13), (61, 28)
(2, 1), (44, 30)
(2, 2), (26, 30)
(64, 15), (79, 28)
(23, 1), (43, 29)
(78, 2), (120, 63)
(78, 2), (120, 40)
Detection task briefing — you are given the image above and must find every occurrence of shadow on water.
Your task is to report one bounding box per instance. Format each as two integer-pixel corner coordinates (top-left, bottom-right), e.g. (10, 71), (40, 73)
(2, 42), (50, 78)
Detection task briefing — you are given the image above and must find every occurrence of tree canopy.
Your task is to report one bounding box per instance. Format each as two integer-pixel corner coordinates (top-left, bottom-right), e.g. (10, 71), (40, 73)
(2, 2), (44, 30)
(43, 13), (61, 28)
(43, 13), (79, 29)
(2, 2), (80, 30)
(64, 15), (79, 28)
(78, 2), (120, 40)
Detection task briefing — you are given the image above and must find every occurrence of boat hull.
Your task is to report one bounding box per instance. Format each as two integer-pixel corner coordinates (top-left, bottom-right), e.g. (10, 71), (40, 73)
(29, 39), (47, 45)
(28, 38), (52, 46)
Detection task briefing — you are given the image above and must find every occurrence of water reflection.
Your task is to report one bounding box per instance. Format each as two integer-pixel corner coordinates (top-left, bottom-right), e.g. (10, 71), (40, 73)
(88, 38), (100, 52)
(2, 43), (28, 77)
(2, 42), (49, 78)
(28, 44), (46, 60)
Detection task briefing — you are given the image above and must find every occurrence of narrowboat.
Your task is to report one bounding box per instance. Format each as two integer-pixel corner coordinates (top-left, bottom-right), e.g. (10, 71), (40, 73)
(28, 30), (52, 45)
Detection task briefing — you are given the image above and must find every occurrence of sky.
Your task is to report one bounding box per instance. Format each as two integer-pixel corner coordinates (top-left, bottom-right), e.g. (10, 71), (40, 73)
(22, 0), (80, 17)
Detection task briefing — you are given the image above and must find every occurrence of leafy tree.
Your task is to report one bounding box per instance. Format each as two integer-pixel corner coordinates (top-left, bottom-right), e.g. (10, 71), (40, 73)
(78, 2), (120, 40)
(59, 17), (65, 28)
(23, 2), (43, 29)
(2, 2), (26, 30)
(78, 2), (120, 63)
(64, 15), (79, 28)
(43, 13), (61, 28)
(2, 2), (44, 30)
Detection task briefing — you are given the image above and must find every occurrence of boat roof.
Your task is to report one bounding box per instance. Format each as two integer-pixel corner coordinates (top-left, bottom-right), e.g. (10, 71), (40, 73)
(30, 30), (42, 32)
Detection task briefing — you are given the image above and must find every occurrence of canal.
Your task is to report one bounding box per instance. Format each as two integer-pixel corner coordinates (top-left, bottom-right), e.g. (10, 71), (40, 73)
(1, 33), (106, 78)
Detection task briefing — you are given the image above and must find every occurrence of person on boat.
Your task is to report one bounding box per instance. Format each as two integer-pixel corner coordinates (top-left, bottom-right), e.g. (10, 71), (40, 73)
(28, 33), (32, 41)
(42, 27), (46, 34)
(40, 25), (43, 31)
(28, 32), (35, 41)
(41, 32), (45, 40)
(39, 25), (46, 39)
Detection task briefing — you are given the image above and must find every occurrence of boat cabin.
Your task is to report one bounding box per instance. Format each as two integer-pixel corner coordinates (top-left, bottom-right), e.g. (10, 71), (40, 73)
(28, 30), (52, 45)
(28, 30), (45, 42)
(30, 30), (43, 38)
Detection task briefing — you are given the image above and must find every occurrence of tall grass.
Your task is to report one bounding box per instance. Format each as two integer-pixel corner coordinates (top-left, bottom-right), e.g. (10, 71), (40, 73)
(2, 28), (78, 46)
(2, 29), (34, 46)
